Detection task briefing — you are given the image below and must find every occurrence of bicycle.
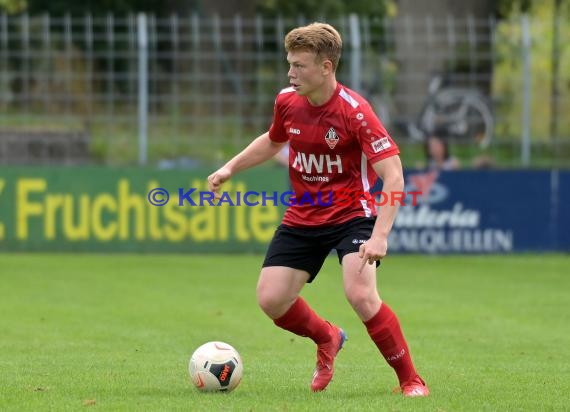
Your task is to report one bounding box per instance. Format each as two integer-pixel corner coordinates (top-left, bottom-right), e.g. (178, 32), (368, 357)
(368, 73), (494, 148)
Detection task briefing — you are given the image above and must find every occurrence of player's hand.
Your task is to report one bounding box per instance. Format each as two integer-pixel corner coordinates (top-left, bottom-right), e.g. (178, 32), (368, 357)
(358, 236), (388, 274)
(207, 167), (232, 200)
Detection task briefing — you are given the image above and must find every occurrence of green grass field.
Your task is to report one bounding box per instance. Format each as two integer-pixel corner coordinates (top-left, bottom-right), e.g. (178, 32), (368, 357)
(1, 254), (569, 411)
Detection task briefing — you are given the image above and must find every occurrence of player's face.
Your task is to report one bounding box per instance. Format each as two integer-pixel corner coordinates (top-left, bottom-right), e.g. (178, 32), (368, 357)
(287, 50), (329, 100)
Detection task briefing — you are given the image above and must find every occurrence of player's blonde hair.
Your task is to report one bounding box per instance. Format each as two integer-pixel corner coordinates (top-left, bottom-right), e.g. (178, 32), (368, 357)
(284, 22), (342, 71)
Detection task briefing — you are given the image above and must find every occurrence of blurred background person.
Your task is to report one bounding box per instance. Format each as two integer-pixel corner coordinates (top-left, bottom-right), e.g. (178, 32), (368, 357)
(424, 133), (460, 171)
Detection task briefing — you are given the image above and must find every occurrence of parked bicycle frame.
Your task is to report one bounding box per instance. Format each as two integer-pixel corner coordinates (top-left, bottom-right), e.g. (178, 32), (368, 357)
(369, 74), (494, 148)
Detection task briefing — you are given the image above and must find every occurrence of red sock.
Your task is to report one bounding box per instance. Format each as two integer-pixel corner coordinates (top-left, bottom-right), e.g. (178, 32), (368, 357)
(364, 303), (418, 385)
(273, 297), (332, 344)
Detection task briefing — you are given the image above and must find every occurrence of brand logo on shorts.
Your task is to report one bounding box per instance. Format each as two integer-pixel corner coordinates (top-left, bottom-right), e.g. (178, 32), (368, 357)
(352, 239), (366, 244)
(325, 127), (339, 149)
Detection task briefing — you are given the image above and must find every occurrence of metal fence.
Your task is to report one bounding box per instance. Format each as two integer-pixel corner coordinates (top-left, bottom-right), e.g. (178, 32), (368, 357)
(0, 13), (569, 167)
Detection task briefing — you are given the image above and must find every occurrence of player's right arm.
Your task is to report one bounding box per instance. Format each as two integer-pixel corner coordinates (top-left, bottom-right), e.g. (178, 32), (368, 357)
(207, 132), (286, 195)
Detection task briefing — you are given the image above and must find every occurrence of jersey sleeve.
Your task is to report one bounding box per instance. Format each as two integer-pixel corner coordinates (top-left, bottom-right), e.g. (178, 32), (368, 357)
(350, 102), (399, 163)
(268, 97), (289, 143)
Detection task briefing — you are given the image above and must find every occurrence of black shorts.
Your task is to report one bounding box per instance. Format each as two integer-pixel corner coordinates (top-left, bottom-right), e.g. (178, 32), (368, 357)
(262, 217), (380, 283)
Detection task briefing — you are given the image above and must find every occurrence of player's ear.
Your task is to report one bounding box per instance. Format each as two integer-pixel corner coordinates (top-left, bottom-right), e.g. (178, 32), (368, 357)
(321, 59), (333, 75)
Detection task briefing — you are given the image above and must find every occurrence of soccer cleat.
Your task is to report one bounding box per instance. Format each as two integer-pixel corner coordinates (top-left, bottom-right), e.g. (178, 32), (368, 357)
(397, 375), (430, 397)
(310, 322), (347, 392)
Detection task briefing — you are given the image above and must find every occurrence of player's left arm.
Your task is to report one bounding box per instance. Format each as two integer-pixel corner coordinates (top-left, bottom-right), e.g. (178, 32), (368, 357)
(358, 155), (404, 273)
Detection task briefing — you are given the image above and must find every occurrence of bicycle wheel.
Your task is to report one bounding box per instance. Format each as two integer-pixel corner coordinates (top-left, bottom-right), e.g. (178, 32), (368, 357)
(420, 89), (494, 148)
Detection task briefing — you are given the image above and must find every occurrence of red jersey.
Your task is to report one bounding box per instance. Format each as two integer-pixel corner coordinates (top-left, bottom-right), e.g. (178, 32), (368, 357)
(268, 82), (400, 227)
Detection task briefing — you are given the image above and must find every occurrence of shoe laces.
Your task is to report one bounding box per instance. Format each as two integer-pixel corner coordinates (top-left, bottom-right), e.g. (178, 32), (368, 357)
(315, 342), (334, 370)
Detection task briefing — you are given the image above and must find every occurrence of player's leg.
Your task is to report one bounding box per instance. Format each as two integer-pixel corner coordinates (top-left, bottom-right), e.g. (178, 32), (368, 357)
(340, 252), (429, 396)
(257, 266), (346, 391)
(259, 224), (346, 391)
(340, 252), (382, 321)
(334, 217), (429, 396)
(256, 265), (309, 319)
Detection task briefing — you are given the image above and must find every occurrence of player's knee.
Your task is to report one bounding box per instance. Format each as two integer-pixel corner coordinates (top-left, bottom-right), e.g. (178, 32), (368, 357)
(256, 284), (283, 315)
(345, 288), (379, 313)
(345, 287), (365, 305)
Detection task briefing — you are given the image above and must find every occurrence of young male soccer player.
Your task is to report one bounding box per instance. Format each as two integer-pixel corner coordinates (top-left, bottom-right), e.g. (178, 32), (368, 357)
(208, 22), (429, 396)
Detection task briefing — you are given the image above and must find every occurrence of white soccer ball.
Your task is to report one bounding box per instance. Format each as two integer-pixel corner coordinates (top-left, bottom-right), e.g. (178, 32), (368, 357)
(189, 341), (243, 392)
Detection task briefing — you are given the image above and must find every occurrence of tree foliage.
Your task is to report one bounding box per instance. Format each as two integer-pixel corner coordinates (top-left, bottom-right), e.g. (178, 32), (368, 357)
(495, 0), (533, 18)
(0, 0), (26, 14)
(0, 0), (200, 15)
(492, 0), (570, 139)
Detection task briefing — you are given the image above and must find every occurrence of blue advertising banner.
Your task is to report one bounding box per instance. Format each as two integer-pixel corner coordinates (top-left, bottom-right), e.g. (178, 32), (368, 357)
(377, 170), (570, 253)
(556, 171), (570, 251)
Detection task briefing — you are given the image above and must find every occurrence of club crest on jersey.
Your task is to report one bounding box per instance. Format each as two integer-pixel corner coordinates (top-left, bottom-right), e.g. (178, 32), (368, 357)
(325, 127), (339, 149)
